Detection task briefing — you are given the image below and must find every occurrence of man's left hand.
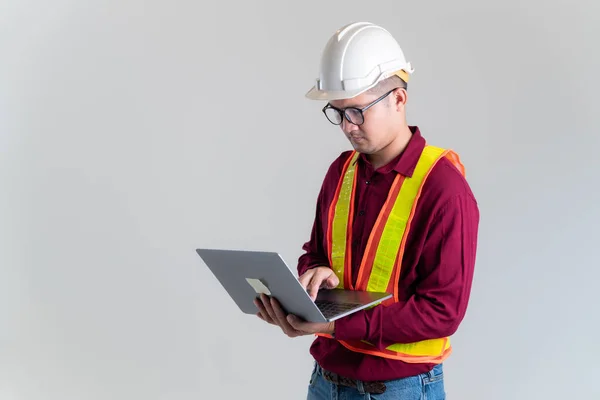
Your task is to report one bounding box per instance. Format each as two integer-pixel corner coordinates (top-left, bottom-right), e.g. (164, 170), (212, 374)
(254, 294), (334, 338)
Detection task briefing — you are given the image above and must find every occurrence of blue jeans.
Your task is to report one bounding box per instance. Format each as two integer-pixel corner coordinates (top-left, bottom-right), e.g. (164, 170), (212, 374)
(306, 362), (446, 400)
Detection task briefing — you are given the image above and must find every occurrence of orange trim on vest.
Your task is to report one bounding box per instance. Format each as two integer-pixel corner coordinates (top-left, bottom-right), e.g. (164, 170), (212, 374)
(317, 333), (453, 363)
(355, 174), (404, 293)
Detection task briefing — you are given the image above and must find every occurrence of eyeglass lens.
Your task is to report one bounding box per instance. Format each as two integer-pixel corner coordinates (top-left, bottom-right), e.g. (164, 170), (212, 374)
(324, 107), (363, 125)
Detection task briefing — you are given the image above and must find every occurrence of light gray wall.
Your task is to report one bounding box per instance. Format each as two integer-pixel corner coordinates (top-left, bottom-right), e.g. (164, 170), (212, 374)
(1, 0), (599, 399)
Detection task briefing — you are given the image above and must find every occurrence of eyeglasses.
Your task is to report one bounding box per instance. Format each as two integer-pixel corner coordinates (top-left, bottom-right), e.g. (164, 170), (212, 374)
(322, 88), (398, 126)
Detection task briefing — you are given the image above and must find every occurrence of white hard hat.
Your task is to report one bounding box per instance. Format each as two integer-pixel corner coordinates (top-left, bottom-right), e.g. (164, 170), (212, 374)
(306, 22), (414, 101)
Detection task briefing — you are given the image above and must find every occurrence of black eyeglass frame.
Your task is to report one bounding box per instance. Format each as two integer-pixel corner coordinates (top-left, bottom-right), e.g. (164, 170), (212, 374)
(321, 87), (400, 126)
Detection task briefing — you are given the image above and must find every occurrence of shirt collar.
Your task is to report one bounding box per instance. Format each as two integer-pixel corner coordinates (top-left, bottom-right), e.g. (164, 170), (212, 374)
(357, 126), (425, 178)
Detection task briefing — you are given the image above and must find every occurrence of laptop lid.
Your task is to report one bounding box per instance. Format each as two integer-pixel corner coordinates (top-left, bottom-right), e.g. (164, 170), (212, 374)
(196, 248), (391, 322)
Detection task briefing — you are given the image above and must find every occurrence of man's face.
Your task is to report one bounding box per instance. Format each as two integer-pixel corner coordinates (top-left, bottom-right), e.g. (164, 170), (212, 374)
(328, 90), (398, 155)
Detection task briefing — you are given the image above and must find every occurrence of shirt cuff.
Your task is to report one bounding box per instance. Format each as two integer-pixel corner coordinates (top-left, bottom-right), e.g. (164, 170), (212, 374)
(332, 309), (369, 341)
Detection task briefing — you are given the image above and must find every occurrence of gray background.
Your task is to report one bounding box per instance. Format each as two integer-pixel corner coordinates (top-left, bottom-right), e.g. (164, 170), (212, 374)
(1, 0), (599, 399)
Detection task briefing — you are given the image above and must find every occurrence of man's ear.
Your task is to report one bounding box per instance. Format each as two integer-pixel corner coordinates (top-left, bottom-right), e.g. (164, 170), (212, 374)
(392, 88), (408, 111)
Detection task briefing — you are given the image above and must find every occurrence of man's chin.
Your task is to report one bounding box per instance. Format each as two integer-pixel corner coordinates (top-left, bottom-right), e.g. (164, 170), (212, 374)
(351, 143), (372, 154)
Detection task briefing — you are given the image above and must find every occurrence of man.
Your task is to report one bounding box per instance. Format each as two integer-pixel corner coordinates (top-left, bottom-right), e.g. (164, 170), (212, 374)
(255, 21), (479, 399)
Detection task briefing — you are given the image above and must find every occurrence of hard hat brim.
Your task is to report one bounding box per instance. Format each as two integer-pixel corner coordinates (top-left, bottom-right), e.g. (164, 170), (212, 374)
(305, 85), (369, 101)
(305, 68), (412, 101)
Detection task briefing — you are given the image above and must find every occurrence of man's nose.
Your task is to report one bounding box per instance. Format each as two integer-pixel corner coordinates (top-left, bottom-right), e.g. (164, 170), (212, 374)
(341, 118), (359, 134)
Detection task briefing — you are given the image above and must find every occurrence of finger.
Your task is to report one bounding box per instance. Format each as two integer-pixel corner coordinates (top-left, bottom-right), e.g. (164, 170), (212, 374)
(260, 294), (280, 323)
(288, 315), (332, 335)
(298, 269), (315, 290)
(287, 314), (313, 333)
(254, 298), (275, 324)
(270, 297), (300, 337)
(307, 272), (328, 301)
(269, 297), (293, 333)
(286, 314), (304, 330)
(259, 295), (279, 324)
(324, 273), (340, 289)
(257, 312), (272, 324)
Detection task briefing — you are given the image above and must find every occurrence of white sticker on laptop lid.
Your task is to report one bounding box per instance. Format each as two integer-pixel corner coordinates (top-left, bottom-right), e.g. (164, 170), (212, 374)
(245, 278), (271, 295)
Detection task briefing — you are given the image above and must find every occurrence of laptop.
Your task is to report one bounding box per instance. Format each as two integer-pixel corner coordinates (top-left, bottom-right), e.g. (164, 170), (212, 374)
(196, 248), (392, 323)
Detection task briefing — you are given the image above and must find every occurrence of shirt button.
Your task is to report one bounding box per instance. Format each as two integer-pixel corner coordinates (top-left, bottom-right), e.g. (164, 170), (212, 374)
(358, 210), (366, 216)
(365, 180), (370, 185)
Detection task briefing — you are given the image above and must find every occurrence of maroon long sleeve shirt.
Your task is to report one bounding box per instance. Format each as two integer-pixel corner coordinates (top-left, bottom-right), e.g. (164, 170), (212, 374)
(297, 127), (479, 382)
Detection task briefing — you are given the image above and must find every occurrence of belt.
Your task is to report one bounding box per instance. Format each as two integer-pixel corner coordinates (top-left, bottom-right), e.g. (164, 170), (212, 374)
(321, 368), (386, 394)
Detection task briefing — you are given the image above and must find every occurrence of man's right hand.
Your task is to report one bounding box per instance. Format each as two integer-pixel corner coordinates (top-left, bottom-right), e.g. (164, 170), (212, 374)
(298, 266), (340, 301)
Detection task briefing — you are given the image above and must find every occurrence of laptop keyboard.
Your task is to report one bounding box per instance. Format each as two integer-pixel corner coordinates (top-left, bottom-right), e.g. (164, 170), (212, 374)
(315, 300), (363, 319)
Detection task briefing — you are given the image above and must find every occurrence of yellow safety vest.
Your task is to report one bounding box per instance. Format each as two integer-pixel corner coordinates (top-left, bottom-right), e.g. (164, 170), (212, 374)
(317, 145), (466, 363)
